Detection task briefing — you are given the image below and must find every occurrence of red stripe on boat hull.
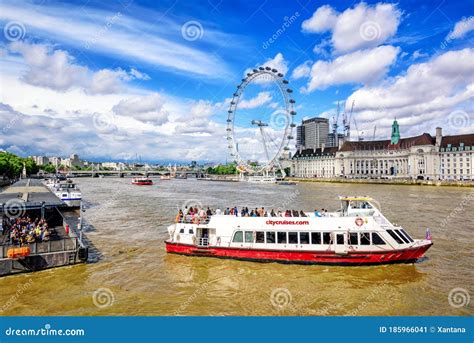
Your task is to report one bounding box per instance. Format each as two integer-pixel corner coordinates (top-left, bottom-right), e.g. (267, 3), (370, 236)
(165, 241), (432, 266)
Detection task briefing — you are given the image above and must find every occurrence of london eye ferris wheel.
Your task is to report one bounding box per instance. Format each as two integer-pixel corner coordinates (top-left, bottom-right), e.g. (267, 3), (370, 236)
(226, 66), (296, 175)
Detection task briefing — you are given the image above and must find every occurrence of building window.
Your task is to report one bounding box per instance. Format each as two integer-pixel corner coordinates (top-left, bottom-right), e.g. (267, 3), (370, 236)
(299, 232), (310, 244)
(277, 232), (287, 244)
(256, 231), (265, 243)
(266, 232), (275, 243)
(311, 232), (321, 244)
(232, 231), (243, 243)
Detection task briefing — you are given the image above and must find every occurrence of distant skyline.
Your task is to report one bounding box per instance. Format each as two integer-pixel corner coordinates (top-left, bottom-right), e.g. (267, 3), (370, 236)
(0, 0), (473, 163)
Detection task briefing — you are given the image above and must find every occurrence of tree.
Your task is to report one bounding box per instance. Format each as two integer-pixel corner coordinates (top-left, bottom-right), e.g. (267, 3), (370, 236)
(0, 152), (39, 178)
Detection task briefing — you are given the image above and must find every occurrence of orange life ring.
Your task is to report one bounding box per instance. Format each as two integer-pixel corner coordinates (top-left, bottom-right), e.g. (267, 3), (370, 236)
(355, 217), (364, 227)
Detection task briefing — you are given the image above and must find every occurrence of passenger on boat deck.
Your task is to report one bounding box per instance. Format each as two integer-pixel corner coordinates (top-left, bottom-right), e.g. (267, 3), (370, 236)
(300, 210), (306, 217)
(215, 208), (221, 215)
(314, 209), (322, 217)
(6, 216), (51, 245)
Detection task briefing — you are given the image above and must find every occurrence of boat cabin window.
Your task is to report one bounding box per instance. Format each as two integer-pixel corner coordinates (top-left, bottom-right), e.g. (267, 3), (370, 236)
(371, 232), (386, 245)
(400, 229), (414, 243)
(299, 232), (310, 244)
(288, 232), (298, 244)
(232, 231), (243, 243)
(277, 232), (287, 244)
(336, 234), (344, 245)
(266, 232), (276, 243)
(244, 231), (254, 243)
(179, 228), (185, 234)
(189, 228), (194, 234)
(322, 232), (331, 245)
(360, 232), (370, 245)
(386, 230), (403, 244)
(349, 233), (358, 245)
(350, 201), (373, 209)
(256, 231), (265, 243)
(394, 229), (410, 244)
(311, 232), (321, 244)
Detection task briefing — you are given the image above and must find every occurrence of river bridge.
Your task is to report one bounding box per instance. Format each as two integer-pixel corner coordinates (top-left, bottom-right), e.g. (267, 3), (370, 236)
(64, 169), (205, 178)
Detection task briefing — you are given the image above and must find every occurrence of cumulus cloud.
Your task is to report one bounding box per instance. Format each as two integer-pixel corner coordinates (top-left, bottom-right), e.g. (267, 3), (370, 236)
(291, 61), (312, 80)
(239, 92), (272, 109)
(245, 53), (289, 83)
(345, 48), (474, 136)
(303, 45), (399, 92)
(8, 41), (150, 94)
(302, 2), (402, 53)
(112, 93), (169, 124)
(447, 16), (474, 40)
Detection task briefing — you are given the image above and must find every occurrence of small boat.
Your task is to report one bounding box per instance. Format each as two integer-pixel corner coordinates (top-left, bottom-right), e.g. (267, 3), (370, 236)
(51, 179), (82, 207)
(132, 177), (153, 185)
(165, 196), (433, 266)
(246, 175), (278, 184)
(160, 175), (171, 180)
(175, 174), (187, 179)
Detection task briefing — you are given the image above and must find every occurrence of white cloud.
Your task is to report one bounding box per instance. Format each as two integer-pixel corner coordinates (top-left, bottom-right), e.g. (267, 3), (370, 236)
(291, 61), (312, 80)
(112, 93), (169, 124)
(239, 92), (272, 109)
(447, 16), (474, 40)
(345, 48), (474, 137)
(302, 2), (402, 53)
(8, 41), (148, 94)
(0, 1), (233, 78)
(245, 53), (289, 83)
(303, 45), (399, 92)
(302, 5), (338, 33)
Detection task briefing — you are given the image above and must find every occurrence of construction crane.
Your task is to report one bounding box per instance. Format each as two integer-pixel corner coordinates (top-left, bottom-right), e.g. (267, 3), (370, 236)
(344, 100), (354, 140)
(332, 101), (341, 147)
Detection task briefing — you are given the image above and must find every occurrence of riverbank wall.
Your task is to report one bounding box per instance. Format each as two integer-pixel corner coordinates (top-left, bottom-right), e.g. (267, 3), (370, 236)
(288, 177), (474, 187)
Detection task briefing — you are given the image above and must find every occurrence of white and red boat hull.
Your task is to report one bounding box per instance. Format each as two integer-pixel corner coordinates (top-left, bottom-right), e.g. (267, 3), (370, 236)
(165, 241), (432, 266)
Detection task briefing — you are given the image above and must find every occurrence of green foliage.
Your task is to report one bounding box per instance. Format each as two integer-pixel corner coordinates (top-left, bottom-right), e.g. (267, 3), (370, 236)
(0, 152), (39, 178)
(206, 163), (237, 175)
(42, 163), (56, 173)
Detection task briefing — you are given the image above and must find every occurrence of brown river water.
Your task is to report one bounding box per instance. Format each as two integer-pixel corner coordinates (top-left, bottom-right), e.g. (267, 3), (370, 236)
(0, 178), (473, 316)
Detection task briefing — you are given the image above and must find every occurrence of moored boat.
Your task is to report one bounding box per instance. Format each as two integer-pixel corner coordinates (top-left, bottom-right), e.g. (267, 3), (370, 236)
(50, 179), (82, 207)
(132, 177), (153, 185)
(165, 196), (433, 266)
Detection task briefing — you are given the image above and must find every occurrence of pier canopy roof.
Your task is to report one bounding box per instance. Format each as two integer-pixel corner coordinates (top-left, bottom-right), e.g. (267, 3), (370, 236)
(338, 196), (373, 201)
(0, 179), (65, 212)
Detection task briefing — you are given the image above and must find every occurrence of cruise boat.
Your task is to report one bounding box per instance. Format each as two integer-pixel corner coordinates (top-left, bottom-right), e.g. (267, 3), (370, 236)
(132, 177), (153, 185)
(50, 179), (82, 207)
(165, 197), (433, 266)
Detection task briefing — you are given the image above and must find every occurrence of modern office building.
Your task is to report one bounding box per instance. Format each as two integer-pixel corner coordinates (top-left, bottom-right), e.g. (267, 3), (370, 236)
(296, 117), (330, 149)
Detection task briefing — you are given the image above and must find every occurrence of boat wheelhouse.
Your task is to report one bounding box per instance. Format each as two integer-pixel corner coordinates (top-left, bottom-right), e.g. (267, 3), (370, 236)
(50, 179), (82, 208)
(165, 197), (433, 266)
(132, 177), (153, 185)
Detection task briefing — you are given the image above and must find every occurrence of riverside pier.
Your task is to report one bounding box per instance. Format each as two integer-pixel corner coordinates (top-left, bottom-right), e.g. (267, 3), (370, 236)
(0, 179), (88, 276)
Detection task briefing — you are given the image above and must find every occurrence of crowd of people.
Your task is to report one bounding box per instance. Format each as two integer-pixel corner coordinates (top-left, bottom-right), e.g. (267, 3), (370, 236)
(4, 216), (51, 245)
(176, 206), (331, 223)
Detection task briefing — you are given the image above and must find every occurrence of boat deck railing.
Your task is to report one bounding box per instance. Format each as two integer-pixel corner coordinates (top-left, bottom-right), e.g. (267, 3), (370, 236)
(0, 237), (78, 259)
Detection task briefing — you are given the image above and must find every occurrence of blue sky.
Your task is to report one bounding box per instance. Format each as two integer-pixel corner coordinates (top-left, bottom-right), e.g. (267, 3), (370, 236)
(0, 0), (473, 163)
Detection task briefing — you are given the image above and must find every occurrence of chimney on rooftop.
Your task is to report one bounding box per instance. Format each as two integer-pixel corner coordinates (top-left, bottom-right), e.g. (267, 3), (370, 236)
(436, 127), (442, 147)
